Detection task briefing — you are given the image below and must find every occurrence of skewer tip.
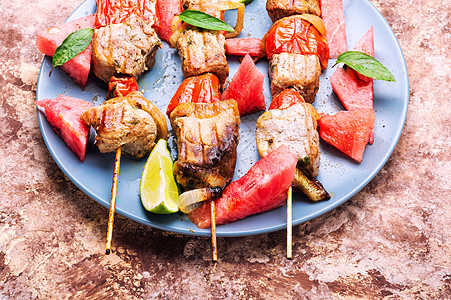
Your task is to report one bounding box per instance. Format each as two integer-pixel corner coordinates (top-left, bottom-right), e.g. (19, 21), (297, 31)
(105, 147), (122, 255)
(287, 186), (293, 259)
(210, 199), (218, 262)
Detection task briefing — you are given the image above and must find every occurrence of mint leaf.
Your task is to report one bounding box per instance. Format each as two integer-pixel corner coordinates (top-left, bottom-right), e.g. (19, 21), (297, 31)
(179, 10), (234, 32)
(50, 28), (94, 76)
(335, 51), (396, 82)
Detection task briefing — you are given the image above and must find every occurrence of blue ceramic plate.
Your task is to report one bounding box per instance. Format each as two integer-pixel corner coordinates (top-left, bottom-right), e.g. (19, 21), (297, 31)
(36, 0), (408, 237)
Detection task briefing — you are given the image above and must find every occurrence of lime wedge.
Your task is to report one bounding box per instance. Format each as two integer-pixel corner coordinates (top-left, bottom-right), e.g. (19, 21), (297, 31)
(140, 139), (179, 214)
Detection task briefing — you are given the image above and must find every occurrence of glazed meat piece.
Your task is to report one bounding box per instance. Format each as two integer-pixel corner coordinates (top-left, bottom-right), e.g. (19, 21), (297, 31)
(170, 100), (240, 190)
(176, 28), (229, 85)
(269, 52), (321, 103)
(266, 0), (321, 22)
(256, 103), (320, 177)
(81, 92), (168, 158)
(92, 16), (162, 82)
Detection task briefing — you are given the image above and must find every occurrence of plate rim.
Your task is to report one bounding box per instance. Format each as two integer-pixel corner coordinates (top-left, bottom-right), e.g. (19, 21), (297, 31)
(36, 0), (409, 237)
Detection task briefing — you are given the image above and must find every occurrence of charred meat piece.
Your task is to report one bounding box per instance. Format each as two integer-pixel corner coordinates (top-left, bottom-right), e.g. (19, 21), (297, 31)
(176, 28), (229, 85)
(269, 52), (321, 103)
(92, 16), (162, 82)
(266, 0), (321, 22)
(170, 100), (240, 190)
(256, 103), (320, 178)
(81, 92), (168, 158)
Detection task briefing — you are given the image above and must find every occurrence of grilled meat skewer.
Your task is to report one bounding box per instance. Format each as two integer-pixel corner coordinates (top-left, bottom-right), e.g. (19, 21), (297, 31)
(256, 89), (330, 201)
(256, 101), (320, 177)
(264, 14), (329, 103)
(269, 52), (321, 103)
(171, 1), (231, 86)
(182, 0), (224, 19)
(81, 91), (169, 159)
(92, 16), (162, 82)
(176, 29), (229, 85)
(266, 0), (321, 22)
(170, 99), (240, 190)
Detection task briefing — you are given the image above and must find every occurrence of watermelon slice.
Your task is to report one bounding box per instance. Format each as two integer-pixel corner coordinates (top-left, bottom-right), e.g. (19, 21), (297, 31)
(221, 54), (266, 116)
(318, 108), (375, 163)
(321, 0), (348, 58)
(157, 0), (182, 43)
(330, 27), (375, 143)
(330, 67), (373, 111)
(36, 95), (93, 162)
(353, 27), (374, 83)
(225, 38), (263, 59)
(188, 145), (297, 229)
(36, 15), (95, 87)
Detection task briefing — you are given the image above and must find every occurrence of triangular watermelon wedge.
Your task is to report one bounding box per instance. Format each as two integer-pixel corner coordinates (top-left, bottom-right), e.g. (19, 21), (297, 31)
(330, 27), (375, 144)
(36, 95), (93, 162)
(188, 145), (297, 228)
(36, 15), (95, 87)
(318, 108), (375, 163)
(330, 67), (373, 111)
(354, 27), (374, 83)
(222, 54), (266, 116)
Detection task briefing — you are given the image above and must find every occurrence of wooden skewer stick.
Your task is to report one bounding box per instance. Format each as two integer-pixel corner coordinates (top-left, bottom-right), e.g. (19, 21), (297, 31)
(105, 146), (122, 255)
(210, 199), (218, 262)
(287, 186), (293, 259)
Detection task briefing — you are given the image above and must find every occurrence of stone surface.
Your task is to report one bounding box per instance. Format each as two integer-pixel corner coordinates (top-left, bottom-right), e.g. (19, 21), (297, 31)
(0, 0), (450, 298)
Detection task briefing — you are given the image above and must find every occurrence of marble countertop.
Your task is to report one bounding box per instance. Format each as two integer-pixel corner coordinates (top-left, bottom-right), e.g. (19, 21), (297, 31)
(0, 0), (449, 298)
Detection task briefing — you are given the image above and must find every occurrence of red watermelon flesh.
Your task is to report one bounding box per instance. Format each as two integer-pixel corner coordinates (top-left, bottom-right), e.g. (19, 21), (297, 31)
(188, 145), (297, 229)
(36, 95), (93, 162)
(318, 108), (375, 163)
(225, 38), (263, 58)
(330, 67), (373, 111)
(36, 15), (95, 87)
(321, 0), (348, 58)
(157, 0), (182, 43)
(221, 54), (266, 116)
(330, 27), (375, 143)
(353, 27), (374, 83)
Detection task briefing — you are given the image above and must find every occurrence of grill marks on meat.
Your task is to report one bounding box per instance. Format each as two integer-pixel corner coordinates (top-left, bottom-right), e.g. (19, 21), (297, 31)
(266, 0), (321, 22)
(92, 16), (162, 82)
(174, 0), (229, 85)
(256, 103), (320, 177)
(269, 53), (321, 103)
(176, 29), (229, 85)
(81, 92), (168, 159)
(170, 100), (240, 190)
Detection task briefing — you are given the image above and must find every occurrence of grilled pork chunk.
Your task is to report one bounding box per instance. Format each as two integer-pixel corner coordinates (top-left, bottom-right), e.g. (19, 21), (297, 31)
(266, 0), (321, 22)
(92, 16), (162, 82)
(176, 28), (229, 85)
(81, 92), (168, 158)
(256, 103), (320, 177)
(170, 100), (240, 190)
(269, 52), (321, 103)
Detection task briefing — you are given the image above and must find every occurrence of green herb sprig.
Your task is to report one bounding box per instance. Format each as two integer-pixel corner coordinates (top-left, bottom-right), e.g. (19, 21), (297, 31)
(334, 51), (396, 82)
(50, 28), (94, 76)
(232, 0), (254, 4)
(179, 10), (234, 32)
